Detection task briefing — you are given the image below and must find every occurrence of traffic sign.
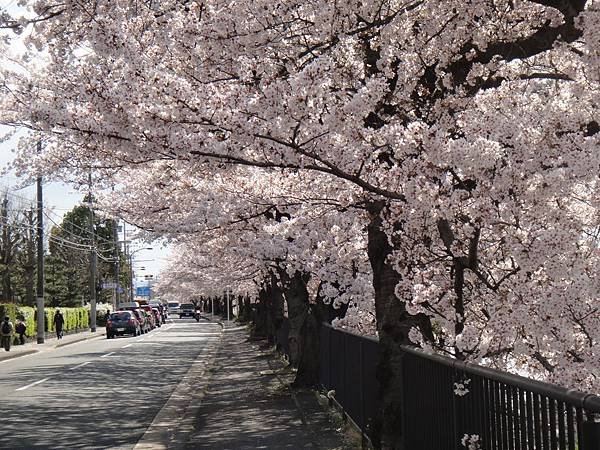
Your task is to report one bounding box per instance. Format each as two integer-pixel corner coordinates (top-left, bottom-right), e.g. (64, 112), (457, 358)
(136, 286), (151, 297)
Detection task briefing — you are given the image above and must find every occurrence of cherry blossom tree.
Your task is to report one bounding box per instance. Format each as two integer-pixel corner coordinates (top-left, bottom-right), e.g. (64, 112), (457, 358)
(2, 1), (600, 446)
(105, 161), (374, 384)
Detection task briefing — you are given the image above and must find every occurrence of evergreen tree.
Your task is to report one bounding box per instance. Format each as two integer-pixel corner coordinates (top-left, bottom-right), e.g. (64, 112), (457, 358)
(45, 198), (123, 306)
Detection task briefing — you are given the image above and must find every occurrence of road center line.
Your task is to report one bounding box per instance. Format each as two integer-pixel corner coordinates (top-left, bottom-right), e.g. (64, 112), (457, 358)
(100, 352), (115, 358)
(69, 361), (91, 370)
(16, 377), (49, 391)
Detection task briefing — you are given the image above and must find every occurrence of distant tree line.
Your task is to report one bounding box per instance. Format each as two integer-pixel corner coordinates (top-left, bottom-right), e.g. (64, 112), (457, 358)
(0, 192), (129, 307)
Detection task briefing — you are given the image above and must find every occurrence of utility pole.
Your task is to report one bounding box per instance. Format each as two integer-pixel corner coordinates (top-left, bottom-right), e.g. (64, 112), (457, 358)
(129, 248), (134, 303)
(36, 141), (44, 344)
(124, 223), (132, 302)
(88, 172), (97, 332)
(113, 218), (120, 310)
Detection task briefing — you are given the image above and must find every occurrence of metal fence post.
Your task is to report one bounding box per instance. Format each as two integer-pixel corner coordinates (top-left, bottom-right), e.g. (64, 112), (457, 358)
(342, 330), (346, 408)
(359, 337), (365, 449)
(583, 415), (600, 450)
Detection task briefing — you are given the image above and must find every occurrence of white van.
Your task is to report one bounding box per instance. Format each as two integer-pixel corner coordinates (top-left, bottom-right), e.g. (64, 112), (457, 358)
(119, 301), (140, 309)
(167, 301), (181, 315)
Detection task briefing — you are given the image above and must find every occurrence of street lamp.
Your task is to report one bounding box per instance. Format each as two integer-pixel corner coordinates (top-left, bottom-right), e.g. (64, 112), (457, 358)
(129, 247), (152, 302)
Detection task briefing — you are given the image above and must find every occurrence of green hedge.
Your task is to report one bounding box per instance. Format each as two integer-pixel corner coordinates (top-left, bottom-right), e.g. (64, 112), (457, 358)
(16, 306), (36, 337)
(0, 303), (18, 324)
(0, 303), (91, 339)
(45, 307), (90, 333)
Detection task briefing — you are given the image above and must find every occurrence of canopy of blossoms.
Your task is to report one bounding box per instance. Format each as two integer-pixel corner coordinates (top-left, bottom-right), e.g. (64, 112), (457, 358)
(1, 0), (599, 392)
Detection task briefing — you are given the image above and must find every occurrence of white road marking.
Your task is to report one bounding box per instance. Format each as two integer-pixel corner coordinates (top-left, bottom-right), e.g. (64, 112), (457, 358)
(16, 377), (49, 391)
(100, 352), (115, 358)
(122, 344), (132, 348)
(69, 361), (91, 370)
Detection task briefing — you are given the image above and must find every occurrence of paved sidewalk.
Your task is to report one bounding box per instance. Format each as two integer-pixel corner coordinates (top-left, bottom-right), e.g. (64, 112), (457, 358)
(184, 324), (352, 449)
(0, 328), (105, 362)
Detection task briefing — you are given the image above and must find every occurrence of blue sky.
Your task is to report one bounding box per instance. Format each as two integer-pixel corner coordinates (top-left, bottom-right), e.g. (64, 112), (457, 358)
(0, 128), (172, 284)
(0, 1), (171, 284)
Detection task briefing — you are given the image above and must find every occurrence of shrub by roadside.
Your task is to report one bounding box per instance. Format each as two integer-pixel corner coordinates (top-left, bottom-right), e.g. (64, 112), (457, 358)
(0, 303), (111, 343)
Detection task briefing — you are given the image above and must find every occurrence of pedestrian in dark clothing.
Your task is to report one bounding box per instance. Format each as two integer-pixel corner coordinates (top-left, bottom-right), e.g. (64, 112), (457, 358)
(1, 317), (14, 351)
(15, 320), (26, 345)
(53, 310), (65, 339)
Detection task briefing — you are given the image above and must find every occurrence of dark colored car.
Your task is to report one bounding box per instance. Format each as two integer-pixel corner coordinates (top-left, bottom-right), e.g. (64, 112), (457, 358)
(179, 303), (195, 318)
(106, 311), (140, 338)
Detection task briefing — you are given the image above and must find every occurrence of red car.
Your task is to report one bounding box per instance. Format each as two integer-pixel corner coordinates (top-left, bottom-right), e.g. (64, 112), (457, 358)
(106, 311), (141, 338)
(140, 305), (157, 329)
(122, 307), (151, 333)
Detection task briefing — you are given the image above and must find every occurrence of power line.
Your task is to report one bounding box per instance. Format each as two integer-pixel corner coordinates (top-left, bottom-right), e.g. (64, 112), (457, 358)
(0, 188), (120, 249)
(44, 208), (116, 246)
(0, 214), (117, 257)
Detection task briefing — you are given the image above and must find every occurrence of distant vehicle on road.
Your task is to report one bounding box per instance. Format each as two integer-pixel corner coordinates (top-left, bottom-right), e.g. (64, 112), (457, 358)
(140, 305), (160, 328)
(149, 300), (167, 322)
(106, 311), (140, 338)
(179, 303), (196, 318)
(167, 301), (181, 315)
(122, 307), (151, 333)
(151, 307), (162, 327)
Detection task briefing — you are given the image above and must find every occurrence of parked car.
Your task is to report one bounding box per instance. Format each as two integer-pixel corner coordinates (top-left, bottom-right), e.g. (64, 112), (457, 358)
(149, 300), (167, 322)
(151, 307), (163, 326)
(141, 305), (161, 327)
(141, 307), (156, 329)
(179, 303), (196, 318)
(167, 301), (180, 315)
(106, 311), (140, 338)
(123, 307), (151, 333)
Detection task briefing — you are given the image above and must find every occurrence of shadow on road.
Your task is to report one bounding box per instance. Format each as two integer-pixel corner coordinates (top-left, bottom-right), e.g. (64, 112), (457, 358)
(0, 324), (219, 450)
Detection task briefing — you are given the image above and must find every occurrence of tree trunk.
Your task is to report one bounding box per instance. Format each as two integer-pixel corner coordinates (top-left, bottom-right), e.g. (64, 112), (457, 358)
(367, 201), (432, 450)
(242, 295), (252, 322)
(293, 305), (320, 387)
(278, 268), (322, 387)
(279, 269), (310, 366)
(315, 281), (349, 324)
(266, 273), (285, 345)
(251, 286), (269, 339)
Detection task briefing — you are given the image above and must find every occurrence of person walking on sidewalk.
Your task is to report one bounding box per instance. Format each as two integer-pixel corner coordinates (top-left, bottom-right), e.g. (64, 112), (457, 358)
(0, 317), (14, 351)
(15, 319), (26, 345)
(53, 310), (65, 339)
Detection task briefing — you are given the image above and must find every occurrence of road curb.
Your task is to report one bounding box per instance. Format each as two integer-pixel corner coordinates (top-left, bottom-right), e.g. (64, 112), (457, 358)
(0, 349), (39, 362)
(134, 323), (223, 449)
(55, 332), (106, 348)
(0, 330), (107, 361)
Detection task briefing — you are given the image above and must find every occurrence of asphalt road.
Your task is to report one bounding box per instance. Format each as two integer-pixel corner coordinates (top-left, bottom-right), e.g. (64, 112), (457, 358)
(0, 318), (221, 450)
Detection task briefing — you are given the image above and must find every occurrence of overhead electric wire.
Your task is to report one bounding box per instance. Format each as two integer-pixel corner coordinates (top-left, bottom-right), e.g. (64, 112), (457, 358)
(43, 208), (116, 246)
(0, 188), (117, 248)
(0, 213), (117, 257)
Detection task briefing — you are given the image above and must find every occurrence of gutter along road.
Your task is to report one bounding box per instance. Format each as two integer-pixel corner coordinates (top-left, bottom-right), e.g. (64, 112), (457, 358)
(0, 319), (221, 449)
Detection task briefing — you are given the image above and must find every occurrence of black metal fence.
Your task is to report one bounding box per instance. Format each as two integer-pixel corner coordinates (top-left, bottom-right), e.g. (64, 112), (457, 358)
(319, 324), (380, 440)
(316, 323), (600, 450)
